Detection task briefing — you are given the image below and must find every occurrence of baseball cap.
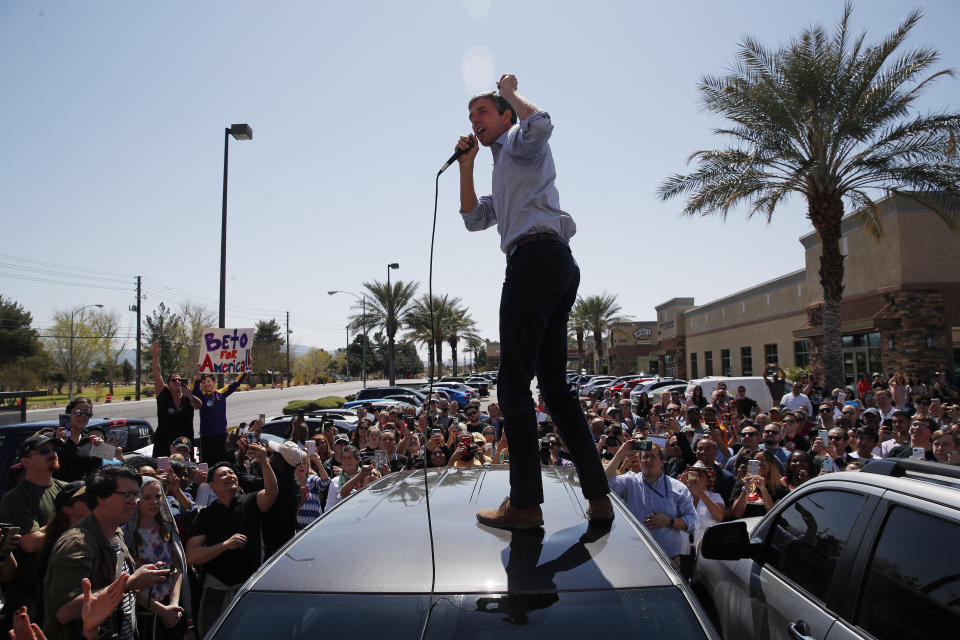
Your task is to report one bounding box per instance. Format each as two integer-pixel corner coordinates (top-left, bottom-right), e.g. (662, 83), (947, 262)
(171, 436), (192, 451)
(334, 433), (350, 445)
(863, 407), (881, 417)
(20, 433), (59, 457)
(268, 440), (307, 467)
(54, 481), (87, 511)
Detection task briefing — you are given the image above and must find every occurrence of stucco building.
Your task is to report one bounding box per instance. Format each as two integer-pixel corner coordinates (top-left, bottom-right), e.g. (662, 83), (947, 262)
(652, 194), (960, 386)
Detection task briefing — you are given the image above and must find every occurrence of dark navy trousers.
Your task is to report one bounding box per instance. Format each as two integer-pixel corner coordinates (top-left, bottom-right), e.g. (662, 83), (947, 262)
(497, 239), (610, 507)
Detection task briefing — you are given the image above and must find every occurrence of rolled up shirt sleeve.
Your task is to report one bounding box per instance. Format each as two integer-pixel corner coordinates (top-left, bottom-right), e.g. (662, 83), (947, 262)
(507, 110), (553, 159)
(674, 484), (698, 537)
(461, 194), (497, 231)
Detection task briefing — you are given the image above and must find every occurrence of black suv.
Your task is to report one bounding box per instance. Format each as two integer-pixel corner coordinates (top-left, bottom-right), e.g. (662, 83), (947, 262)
(694, 459), (960, 640)
(208, 466), (718, 639)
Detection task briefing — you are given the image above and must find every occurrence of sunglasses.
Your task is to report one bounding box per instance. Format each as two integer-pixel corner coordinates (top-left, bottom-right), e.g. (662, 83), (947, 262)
(763, 430), (780, 435)
(73, 410), (94, 417)
(740, 431), (759, 437)
(32, 447), (59, 456)
(828, 435), (845, 441)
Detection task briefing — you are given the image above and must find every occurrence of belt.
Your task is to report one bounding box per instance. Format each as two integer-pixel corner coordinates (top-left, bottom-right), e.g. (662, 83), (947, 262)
(508, 232), (564, 257)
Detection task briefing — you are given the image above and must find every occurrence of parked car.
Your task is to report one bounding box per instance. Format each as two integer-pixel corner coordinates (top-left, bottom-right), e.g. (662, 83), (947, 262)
(262, 409), (359, 438)
(578, 376), (615, 397)
(0, 418), (155, 497)
(206, 465), (719, 639)
(418, 384), (472, 407)
(342, 399), (420, 415)
(354, 386), (427, 404)
(694, 458), (960, 640)
(463, 377), (490, 397)
(438, 376), (465, 384)
(630, 378), (688, 406)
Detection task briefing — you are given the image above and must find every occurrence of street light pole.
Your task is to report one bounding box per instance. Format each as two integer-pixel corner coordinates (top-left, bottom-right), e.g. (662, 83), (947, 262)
(218, 123), (252, 384)
(328, 290), (367, 388)
(69, 304), (103, 402)
(386, 262), (399, 385)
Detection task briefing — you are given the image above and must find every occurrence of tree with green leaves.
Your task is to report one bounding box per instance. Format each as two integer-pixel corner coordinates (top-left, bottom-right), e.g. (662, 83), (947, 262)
(576, 294), (626, 374)
(403, 295), (439, 380)
(44, 309), (101, 394)
(569, 300), (589, 372)
(254, 319), (285, 386)
(444, 305), (478, 377)
(142, 303), (188, 380)
(350, 279), (418, 385)
(466, 336), (487, 372)
(658, 3), (960, 389)
(0, 296), (47, 393)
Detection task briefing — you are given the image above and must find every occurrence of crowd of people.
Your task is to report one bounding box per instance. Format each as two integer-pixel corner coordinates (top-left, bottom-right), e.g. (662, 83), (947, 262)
(1, 358), (958, 639)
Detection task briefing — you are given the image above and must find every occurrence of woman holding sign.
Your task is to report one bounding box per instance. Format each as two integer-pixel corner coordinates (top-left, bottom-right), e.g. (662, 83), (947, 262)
(193, 369), (247, 464)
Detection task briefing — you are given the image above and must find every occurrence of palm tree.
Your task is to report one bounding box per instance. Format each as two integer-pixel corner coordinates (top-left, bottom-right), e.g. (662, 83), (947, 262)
(577, 294), (626, 374)
(444, 305), (478, 376)
(658, 4), (960, 389)
(350, 279), (418, 385)
(569, 300), (589, 372)
(402, 293), (456, 380)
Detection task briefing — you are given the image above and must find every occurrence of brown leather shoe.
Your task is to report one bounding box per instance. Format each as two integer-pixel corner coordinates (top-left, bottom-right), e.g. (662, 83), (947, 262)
(476, 497), (544, 530)
(586, 495), (615, 522)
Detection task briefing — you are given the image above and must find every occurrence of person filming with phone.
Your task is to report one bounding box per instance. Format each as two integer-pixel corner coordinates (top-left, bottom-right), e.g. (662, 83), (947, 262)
(604, 439), (696, 571)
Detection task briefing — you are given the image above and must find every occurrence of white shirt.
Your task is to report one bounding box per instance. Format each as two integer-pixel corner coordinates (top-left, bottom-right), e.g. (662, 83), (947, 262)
(680, 488), (723, 554)
(780, 392), (813, 415)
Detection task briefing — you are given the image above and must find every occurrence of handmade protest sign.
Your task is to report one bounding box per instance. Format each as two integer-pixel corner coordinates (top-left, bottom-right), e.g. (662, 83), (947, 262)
(199, 327), (253, 374)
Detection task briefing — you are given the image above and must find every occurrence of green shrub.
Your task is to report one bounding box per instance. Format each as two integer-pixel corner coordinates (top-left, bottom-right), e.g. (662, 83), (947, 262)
(282, 396), (347, 414)
(142, 385), (154, 398)
(344, 393), (357, 402)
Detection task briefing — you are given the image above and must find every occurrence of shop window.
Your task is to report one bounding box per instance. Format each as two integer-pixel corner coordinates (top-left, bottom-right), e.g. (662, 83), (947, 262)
(764, 343), (779, 366)
(704, 351), (713, 376)
(690, 353), (698, 379)
(741, 346), (753, 376)
(794, 340), (810, 367)
(721, 349), (732, 376)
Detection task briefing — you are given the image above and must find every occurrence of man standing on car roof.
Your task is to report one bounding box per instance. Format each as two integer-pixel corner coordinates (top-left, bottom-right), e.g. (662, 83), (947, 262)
(455, 74), (612, 529)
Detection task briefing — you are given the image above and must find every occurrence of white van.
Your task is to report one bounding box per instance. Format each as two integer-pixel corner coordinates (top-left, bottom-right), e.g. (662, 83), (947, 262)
(685, 376), (776, 414)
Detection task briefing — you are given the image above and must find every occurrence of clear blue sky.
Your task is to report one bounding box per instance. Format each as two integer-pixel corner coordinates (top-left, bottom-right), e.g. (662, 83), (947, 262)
(3, 0), (958, 357)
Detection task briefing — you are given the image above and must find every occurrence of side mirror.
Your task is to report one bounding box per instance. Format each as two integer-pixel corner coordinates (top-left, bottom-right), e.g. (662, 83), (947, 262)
(700, 520), (760, 561)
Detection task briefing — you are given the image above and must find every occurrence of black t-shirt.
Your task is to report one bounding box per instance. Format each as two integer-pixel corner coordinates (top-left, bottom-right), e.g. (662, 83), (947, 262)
(54, 438), (98, 482)
(735, 397), (758, 418)
(190, 492), (263, 586)
(261, 471), (300, 558)
(154, 386), (195, 453)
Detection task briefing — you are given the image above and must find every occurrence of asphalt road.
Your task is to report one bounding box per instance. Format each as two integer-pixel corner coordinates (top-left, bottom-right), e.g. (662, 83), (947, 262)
(25, 379), (429, 427)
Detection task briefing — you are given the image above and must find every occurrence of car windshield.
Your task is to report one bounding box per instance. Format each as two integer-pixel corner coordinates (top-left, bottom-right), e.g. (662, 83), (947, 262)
(213, 589), (707, 639)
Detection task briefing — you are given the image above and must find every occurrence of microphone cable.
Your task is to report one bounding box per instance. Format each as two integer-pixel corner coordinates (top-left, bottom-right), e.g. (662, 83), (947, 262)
(418, 170), (442, 640)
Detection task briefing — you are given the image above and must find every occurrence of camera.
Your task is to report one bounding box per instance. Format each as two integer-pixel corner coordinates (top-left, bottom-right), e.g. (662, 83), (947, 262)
(539, 438), (552, 465)
(632, 440), (652, 451)
(605, 435), (619, 447)
(430, 428), (442, 438)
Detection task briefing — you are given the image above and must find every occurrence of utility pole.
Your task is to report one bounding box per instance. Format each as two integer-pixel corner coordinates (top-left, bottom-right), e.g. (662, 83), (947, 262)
(345, 326), (350, 381)
(135, 276), (142, 400)
(286, 311), (291, 387)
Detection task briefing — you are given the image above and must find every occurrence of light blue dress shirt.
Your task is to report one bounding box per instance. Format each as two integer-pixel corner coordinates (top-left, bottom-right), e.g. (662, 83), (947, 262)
(461, 110), (577, 254)
(608, 471), (698, 558)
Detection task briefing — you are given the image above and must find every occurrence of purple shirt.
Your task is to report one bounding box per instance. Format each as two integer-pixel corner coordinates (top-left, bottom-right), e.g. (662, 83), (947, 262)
(193, 373), (245, 436)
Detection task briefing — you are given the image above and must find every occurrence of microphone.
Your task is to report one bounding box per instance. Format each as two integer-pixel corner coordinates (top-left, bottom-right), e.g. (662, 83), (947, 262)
(438, 136), (475, 175)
